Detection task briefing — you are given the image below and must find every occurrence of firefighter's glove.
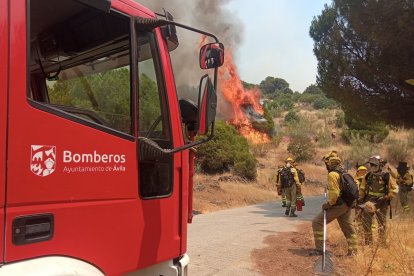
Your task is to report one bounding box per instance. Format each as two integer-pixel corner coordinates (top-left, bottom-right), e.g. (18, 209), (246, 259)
(296, 185), (302, 194)
(322, 203), (331, 210)
(277, 188), (282, 196)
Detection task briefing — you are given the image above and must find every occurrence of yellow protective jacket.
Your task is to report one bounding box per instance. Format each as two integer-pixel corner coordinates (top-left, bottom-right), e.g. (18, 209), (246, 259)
(359, 172), (397, 200)
(327, 171), (341, 206)
(395, 172), (412, 187)
(354, 176), (363, 190)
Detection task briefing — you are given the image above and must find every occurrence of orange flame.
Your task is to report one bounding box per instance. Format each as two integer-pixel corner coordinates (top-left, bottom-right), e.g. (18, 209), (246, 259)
(218, 49), (269, 144)
(198, 36), (269, 144)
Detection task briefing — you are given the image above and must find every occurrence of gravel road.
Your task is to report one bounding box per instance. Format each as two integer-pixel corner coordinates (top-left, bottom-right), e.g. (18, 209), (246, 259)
(188, 196), (324, 275)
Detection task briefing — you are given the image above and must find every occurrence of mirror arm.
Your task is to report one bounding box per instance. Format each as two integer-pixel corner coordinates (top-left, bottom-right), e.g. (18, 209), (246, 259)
(136, 17), (219, 43)
(138, 121), (215, 160)
(167, 21), (219, 43)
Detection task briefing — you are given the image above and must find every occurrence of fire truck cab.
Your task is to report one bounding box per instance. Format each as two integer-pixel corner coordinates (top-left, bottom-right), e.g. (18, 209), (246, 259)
(0, 0), (223, 275)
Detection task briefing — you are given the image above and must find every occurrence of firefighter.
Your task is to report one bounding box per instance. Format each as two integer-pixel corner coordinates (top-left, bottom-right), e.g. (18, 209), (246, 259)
(277, 157), (301, 217)
(354, 166), (368, 189)
(358, 156), (397, 246)
(353, 165), (368, 231)
(275, 165), (287, 207)
(389, 162), (413, 213)
(311, 153), (357, 256)
(293, 161), (306, 206)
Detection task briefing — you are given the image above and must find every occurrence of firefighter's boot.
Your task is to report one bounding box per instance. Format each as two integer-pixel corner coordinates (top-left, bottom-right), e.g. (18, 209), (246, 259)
(289, 207), (298, 217)
(285, 207), (290, 216)
(301, 198), (306, 206)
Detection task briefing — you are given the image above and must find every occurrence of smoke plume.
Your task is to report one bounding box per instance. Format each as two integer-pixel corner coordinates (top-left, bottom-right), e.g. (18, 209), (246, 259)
(137, 0), (242, 115)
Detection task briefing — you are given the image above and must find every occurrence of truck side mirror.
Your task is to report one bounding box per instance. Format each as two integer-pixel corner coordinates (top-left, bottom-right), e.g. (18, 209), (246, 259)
(198, 75), (217, 135)
(199, 43), (224, 69)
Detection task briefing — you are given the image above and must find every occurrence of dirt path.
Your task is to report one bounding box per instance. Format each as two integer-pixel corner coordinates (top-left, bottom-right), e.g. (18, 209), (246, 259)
(187, 196), (324, 275)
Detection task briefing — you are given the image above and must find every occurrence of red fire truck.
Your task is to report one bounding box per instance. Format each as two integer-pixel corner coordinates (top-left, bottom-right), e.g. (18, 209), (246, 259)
(0, 0), (224, 274)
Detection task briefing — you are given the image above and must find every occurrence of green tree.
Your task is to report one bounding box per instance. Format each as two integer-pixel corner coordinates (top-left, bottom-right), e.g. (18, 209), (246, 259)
(259, 76), (292, 97)
(242, 80), (258, 90)
(303, 84), (323, 94)
(310, 0), (414, 126)
(196, 122), (257, 180)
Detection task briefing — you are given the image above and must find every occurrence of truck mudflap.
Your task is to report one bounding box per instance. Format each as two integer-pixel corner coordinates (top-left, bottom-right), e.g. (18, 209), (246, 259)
(0, 256), (104, 276)
(125, 254), (189, 276)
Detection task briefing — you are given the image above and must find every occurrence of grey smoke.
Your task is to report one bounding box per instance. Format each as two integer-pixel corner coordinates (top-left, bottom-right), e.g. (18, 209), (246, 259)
(136, 0), (243, 119)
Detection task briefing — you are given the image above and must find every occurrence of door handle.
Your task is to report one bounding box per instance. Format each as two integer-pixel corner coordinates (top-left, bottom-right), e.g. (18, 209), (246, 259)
(12, 214), (54, 245)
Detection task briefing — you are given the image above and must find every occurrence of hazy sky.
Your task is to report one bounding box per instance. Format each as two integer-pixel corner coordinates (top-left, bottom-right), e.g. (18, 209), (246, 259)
(226, 0), (330, 92)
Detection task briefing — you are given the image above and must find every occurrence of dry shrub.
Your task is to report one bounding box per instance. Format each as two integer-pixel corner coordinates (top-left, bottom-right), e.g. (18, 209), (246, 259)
(331, 197), (414, 275)
(287, 134), (316, 162)
(317, 127), (334, 148)
(407, 129), (414, 148)
(385, 138), (411, 164)
(250, 142), (272, 157)
(272, 131), (284, 147)
(344, 133), (379, 165)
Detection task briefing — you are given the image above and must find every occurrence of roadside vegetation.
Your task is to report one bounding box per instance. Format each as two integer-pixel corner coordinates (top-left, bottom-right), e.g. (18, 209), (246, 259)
(193, 79), (414, 275)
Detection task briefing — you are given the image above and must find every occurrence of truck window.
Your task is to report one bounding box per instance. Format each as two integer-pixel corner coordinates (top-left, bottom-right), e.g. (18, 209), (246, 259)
(138, 32), (171, 140)
(29, 0), (133, 136)
(137, 32), (173, 198)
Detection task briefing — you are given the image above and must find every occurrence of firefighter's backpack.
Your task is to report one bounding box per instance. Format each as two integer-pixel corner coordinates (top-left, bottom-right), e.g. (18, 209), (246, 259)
(297, 169), (305, 183)
(335, 170), (359, 207)
(280, 167), (295, 188)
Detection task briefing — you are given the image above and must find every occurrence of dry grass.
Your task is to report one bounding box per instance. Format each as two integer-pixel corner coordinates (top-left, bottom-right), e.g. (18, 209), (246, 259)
(323, 197), (414, 276)
(193, 173), (275, 213)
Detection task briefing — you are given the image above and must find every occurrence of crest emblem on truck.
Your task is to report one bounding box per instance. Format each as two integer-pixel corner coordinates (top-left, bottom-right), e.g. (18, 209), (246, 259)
(30, 145), (56, 177)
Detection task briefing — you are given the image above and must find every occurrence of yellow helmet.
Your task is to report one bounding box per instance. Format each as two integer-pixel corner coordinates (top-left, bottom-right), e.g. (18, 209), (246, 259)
(357, 166), (367, 171)
(323, 150), (338, 162)
(286, 157), (295, 163)
(327, 156), (342, 167)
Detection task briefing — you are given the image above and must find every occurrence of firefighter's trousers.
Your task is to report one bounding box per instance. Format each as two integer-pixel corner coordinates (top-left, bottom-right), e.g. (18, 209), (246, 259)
(281, 189), (287, 206)
(361, 202), (388, 245)
(283, 185), (296, 210)
(399, 184), (411, 212)
(312, 203), (357, 253)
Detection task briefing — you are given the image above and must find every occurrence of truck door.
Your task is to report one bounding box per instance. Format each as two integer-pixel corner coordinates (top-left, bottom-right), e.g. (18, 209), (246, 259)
(0, 0), (8, 264)
(5, 0), (183, 273)
(135, 29), (183, 267)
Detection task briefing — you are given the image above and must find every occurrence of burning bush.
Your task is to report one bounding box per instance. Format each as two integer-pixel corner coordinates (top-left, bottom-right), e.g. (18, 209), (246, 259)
(196, 121), (257, 180)
(251, 107), (275, 136)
